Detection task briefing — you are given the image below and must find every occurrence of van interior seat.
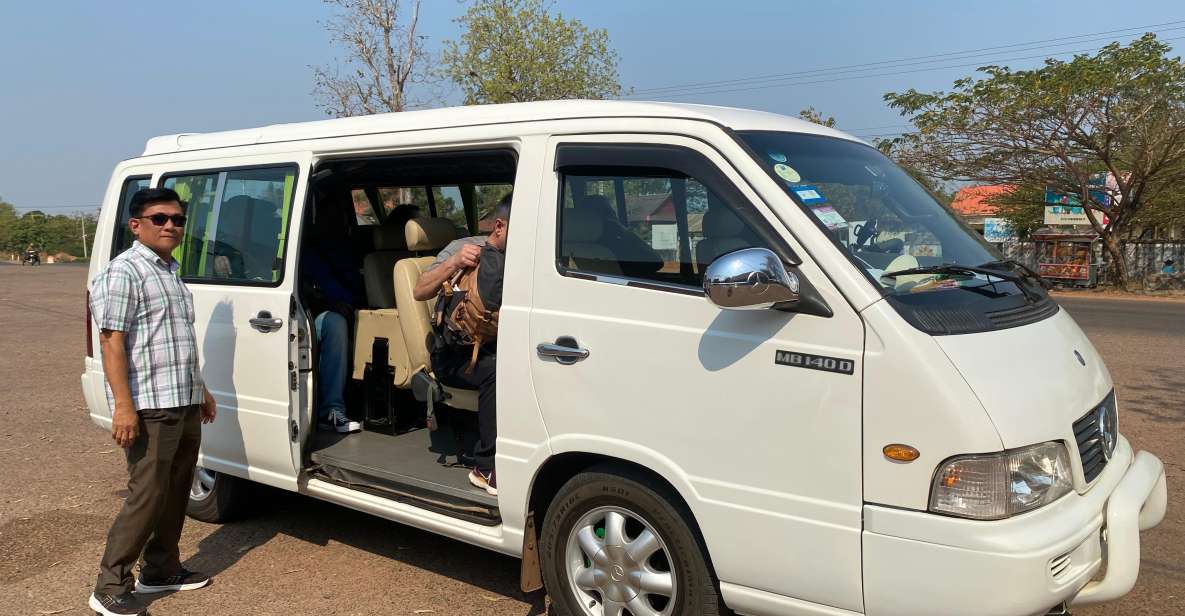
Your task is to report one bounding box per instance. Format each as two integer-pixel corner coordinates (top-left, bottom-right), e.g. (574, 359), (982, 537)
(562, 206), (623, 276)
(694, 205), (753, 272)
(362, 224), (413, 309)
(390, 218), (479, 412)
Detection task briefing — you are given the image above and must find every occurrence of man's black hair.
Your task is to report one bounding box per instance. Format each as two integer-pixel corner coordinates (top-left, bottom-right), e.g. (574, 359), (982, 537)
(129, 187), (185, 218)
(494, 191), (512, 221)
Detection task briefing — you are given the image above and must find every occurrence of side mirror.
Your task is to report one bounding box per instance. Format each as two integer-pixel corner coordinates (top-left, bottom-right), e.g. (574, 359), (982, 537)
(703, 248), (800, 310)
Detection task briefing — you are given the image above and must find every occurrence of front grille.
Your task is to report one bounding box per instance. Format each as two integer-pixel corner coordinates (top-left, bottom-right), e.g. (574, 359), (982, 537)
(1073, 392), (1117, 484)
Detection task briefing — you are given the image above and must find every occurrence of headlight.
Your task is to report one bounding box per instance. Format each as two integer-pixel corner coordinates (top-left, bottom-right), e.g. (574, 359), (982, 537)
(930, 442), (1072, 520)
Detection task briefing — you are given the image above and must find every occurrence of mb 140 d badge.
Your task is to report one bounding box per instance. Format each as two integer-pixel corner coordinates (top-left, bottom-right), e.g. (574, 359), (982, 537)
(775, 350), (855, 375)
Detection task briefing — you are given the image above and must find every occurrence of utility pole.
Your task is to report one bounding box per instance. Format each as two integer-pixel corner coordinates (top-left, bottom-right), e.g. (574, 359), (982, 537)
(80, 214), (89, 259)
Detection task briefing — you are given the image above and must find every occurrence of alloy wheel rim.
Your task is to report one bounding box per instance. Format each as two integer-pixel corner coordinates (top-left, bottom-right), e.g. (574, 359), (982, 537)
(190, 467), (216, 502)
(564, 505), (677, 616)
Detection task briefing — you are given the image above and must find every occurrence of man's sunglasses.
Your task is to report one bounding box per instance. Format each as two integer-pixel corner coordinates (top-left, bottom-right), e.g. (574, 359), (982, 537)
(136, 214), (187, 227)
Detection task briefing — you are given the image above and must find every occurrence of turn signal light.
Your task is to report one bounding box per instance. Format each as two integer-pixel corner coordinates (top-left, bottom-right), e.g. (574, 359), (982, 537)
(883, 444), (920, 462)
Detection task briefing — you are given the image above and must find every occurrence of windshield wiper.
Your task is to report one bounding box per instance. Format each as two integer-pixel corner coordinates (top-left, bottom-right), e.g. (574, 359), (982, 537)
(977, 259), (1053, 290)
(882, 263), (1042, 302)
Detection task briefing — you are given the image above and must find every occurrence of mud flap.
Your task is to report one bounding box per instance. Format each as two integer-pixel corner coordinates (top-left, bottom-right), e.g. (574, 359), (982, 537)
(520, 512), (544, 593)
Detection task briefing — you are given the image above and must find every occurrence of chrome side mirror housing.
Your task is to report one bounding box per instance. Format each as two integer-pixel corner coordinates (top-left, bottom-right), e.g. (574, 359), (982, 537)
(703, 248), (800, 310)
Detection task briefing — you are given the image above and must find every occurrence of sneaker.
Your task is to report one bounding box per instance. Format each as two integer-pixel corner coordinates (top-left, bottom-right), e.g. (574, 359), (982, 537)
(319, 409), (361, 433)
(468, 468), (497, 496)
(89, 591), (147, 616)
(135, 568), (211, 593)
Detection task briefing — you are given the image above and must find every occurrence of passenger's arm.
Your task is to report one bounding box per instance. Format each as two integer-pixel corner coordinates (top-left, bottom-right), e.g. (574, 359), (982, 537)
(413, 243), (481, 301)
(99, 330), (139, 448)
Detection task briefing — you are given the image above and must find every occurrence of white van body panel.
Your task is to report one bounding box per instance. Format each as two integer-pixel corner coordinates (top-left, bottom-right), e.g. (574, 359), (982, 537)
(858, 299), (1004, 509)
(934, 308), (1113, 450)
(529, 131), (865, 611)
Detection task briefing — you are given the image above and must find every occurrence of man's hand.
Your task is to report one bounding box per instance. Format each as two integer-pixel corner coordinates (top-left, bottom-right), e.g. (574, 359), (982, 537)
(111, 401), (139, 448)
(200, 388), (217, 424)
(449, 243), (481, 269)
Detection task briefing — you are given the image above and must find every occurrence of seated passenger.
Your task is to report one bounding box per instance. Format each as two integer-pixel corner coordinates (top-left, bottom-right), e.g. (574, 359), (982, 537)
(303, 195), (367, 433)
(305, 197), (423, 434)
(412, 193), (511, 495)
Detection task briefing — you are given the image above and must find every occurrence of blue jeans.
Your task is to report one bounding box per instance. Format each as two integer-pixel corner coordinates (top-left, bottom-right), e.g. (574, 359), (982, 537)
(315, 311), (349, 422)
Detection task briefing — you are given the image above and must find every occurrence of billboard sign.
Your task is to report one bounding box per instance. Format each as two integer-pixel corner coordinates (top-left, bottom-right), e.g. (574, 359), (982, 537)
(982, 217), (1016, 242)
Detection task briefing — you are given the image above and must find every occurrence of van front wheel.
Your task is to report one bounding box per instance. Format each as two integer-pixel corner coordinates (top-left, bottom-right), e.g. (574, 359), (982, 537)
(186, 467), (246, 523)
(540, 469), (726, 616)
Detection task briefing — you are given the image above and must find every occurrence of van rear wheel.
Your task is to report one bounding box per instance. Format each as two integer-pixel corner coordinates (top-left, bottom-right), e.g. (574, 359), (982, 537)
(186, 467), (246, 523)
(540, 468), (726, 616)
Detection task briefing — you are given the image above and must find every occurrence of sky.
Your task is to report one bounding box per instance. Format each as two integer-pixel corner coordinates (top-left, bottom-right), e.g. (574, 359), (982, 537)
(1, 0), (1182, 214)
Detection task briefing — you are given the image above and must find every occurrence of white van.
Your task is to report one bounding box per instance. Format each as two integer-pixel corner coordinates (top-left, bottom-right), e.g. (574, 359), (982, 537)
(83, 101), (1167, 616)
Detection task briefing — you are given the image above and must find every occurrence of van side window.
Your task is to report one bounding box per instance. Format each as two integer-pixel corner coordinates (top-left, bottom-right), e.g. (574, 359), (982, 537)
(163, 165), (298, 284)
(558, 169), (772, 289)
(109, 176), (153, 257)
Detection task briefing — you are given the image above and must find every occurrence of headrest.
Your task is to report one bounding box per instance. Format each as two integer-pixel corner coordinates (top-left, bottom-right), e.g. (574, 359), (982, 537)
(563, 208), (606, 243)
(371, 224), (408, 250)
(578, 194), (616, 219)
(405, 217), (458, 251)
(703, 206), (745, 238)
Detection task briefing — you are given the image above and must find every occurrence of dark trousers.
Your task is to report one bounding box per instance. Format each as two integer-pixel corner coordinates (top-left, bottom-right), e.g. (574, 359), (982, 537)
(432, 345), (497, 472)
(95, 405), (201, 594)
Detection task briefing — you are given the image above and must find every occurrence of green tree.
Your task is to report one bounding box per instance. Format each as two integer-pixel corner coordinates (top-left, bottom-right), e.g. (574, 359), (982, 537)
(797, 106), (837, 127)
(443, 0), (623, 104)
(884, 34), (1185, 287)
(0, 200), (18, 253)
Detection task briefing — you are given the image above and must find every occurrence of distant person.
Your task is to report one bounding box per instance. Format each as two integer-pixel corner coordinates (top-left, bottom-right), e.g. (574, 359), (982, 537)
(1163, 259), (1177, 274)
(413, 193), (510, 495)
(88, 188), (217, 616)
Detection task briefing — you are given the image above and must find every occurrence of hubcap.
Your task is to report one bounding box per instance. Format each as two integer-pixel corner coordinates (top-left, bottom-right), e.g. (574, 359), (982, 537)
(190, 467), (216, 502)
(564, 506), (676, 616)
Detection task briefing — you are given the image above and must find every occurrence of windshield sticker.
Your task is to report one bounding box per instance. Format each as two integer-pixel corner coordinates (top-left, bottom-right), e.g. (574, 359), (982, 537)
(791, 184), (826, 205)
(810, 205), (847, 229)
(773, 163), (801, 183)
(768, 151), (788, 163)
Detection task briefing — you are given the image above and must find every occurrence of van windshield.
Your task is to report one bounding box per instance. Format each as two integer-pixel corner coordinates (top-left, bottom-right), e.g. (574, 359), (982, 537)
(738, 131), (1053, 334)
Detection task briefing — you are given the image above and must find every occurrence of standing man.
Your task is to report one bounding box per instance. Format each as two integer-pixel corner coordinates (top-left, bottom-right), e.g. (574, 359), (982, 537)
(88, 188), (217, 616)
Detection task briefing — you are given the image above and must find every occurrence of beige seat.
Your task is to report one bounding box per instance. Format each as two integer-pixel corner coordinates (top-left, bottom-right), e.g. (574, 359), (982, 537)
(392, 218), (479, 412)
(362, 224), (413, 309)
(560, 207), (624, 276)
(694, 204), (755, 272)
(353, 224), (414, 383)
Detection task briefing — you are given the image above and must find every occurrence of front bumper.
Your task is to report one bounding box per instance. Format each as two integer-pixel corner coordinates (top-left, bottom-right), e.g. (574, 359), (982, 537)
(862, 436), (1167, 616)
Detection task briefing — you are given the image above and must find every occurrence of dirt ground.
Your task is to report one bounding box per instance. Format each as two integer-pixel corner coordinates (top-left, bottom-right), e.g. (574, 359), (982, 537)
(1, 263), (1180, 615)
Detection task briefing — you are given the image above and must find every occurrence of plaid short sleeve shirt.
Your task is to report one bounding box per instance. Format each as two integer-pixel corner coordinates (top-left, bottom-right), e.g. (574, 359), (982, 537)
(89, 241), (203, 411)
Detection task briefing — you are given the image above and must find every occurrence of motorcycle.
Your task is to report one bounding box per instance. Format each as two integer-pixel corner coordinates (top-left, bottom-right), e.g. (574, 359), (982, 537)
(21, 251), (40, 266)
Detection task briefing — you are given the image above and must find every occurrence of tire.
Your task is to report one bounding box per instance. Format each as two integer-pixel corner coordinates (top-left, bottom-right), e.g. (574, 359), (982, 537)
(186, 466), (247, 523)
(540, 467), (728, 616)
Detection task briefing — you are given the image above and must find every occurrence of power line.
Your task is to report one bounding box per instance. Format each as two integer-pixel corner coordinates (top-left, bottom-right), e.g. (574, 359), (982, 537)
(626, 19), (1185, 97)
(626, 35), (1185, 100)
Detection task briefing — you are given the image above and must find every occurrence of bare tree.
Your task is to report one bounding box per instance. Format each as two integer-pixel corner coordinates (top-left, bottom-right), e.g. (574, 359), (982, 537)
(313, 0), (433, 117)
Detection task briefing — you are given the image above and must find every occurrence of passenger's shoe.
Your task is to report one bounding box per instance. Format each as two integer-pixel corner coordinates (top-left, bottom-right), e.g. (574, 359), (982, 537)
(468, 468), (497, 496)
(135, 568), (211, 593)
(89, 591), (147, 616)
(319, 409), (361, 433)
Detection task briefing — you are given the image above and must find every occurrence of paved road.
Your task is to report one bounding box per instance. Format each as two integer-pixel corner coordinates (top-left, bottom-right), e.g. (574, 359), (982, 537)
(1, 266), (1181, 615)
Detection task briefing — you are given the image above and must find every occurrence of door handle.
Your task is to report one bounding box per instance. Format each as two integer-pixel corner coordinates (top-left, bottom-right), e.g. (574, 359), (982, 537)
(249, 310), (284, 333)
(537, 336), (589, 365)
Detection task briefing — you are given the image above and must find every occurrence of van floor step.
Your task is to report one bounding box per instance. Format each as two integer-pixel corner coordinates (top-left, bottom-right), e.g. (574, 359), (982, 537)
(308, 428), (499, 523)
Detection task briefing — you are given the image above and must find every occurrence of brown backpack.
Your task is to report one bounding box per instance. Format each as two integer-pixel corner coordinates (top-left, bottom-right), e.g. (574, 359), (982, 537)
(434, 266), (499, 372)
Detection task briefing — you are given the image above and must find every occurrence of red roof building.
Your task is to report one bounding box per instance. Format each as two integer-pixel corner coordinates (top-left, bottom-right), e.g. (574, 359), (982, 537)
(949, 185), (1014, 232)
